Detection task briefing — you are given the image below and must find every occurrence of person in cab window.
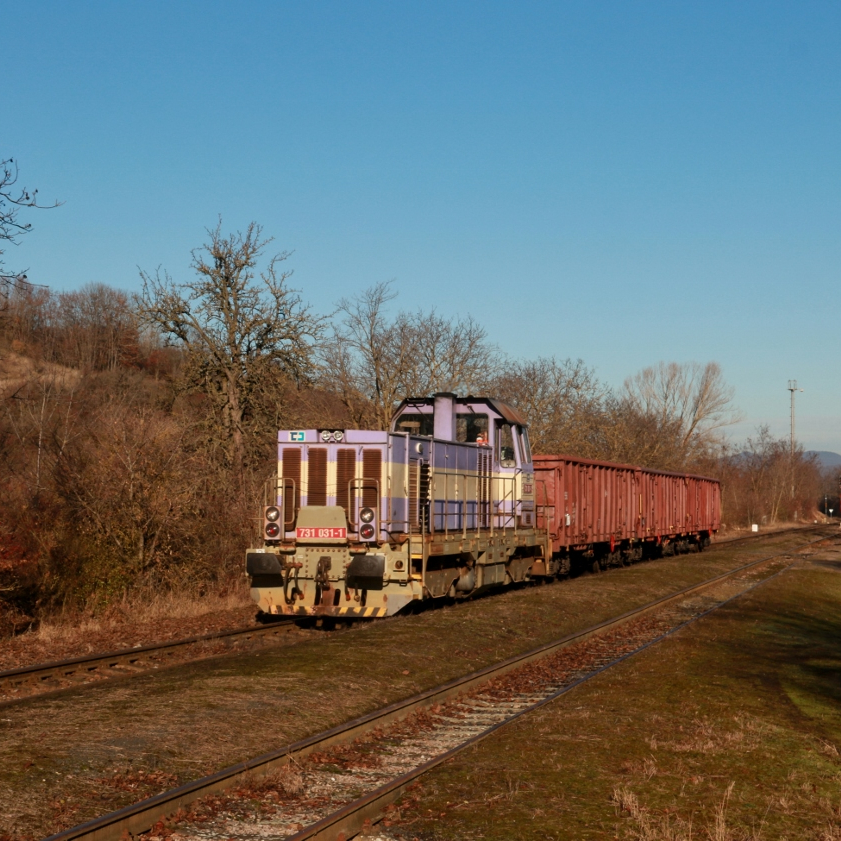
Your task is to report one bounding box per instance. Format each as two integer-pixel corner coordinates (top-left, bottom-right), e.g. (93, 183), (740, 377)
(476, 431), (489, 446)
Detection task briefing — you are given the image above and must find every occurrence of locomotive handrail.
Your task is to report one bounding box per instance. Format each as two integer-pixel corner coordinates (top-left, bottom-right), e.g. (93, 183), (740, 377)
(400, 457), (423, 537)
(280, 477), (297, 528)
(432, 472), (521, 536)
(491, 475), (518, 536)
(438, 471), (481, 539)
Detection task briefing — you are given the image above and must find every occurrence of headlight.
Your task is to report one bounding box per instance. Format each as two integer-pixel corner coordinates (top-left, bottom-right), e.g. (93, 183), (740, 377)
(333, 430), (344, 442)
(360, 507), (375, 524)
(265, 523), (280, 538)
(360, 523), (375, 540)
(320, 430), (332, 442)
(265, 506), (280, 522)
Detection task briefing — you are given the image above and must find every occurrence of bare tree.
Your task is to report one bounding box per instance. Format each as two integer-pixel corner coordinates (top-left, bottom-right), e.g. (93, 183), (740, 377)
(719, 426), (821, 526)
(323, 281), (497, 430)
(54, 284), (140, 371)
(54, 400), (200, 579)
(623, 361), (741, 462)
(321, 281), (407, 429)
(595, 393), (688, 469)
(0, 281), (51, 351)
(0, 158), (60, 295)
(489, 357), (607, 455)
(138, 221), (324, 479)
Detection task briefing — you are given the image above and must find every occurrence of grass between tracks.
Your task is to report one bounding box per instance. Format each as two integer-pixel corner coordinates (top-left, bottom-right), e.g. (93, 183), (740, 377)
(0, 530), (831, 839)
(383, 560), (841, 841)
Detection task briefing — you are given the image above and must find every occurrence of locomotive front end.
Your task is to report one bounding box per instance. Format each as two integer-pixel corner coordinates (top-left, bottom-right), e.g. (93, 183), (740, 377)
(246, 428), (419, 619)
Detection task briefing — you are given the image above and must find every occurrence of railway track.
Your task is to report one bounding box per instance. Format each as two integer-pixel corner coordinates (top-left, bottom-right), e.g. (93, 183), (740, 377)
(0, 618), (297, 705)
(44, 528), (837, 841)
(1, 524), (823, 708)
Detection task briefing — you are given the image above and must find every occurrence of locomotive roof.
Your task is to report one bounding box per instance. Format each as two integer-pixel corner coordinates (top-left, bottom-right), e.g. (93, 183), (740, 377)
(393, 395), (529, 428)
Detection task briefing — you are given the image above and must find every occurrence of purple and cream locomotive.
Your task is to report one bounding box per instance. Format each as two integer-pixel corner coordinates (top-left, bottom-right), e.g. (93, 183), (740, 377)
(246, 393), (549, 618)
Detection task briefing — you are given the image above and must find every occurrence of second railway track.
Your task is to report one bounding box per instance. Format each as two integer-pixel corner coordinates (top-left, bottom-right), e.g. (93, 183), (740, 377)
(44, 528), (837, 841)
(0, 618), (297, 705)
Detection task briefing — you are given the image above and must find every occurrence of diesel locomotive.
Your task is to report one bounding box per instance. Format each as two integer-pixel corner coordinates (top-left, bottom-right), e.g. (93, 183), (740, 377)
(245, 393), (720, 620)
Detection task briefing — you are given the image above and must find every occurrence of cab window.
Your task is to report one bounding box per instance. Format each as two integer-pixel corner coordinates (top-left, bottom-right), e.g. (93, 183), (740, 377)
(456, 413), (489, 443)
(395, 413), (435, 436)
(497, 422), (516, 467)
(520, 428), (532, 462)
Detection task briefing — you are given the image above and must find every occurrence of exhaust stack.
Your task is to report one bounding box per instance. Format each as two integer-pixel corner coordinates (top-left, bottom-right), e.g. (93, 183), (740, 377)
(433, 392), (457, 441)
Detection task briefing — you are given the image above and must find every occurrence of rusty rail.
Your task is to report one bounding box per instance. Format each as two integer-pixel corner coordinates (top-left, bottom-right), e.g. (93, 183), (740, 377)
(0, 617), (295, 704)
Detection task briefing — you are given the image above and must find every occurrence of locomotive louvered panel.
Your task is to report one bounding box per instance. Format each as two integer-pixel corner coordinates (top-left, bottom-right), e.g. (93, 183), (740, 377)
(362, 449), (381, 508)
(308, 448), (328, 506)
(408, 460), (419, 530)
(336, 449), (356, 515)
(419, 462), (431, 531)
(479, 450), (491, 528)
(281, 448), (301, 525)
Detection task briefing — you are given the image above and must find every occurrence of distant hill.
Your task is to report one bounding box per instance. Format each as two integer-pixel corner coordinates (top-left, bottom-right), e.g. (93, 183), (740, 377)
(806, 451), (841, 470)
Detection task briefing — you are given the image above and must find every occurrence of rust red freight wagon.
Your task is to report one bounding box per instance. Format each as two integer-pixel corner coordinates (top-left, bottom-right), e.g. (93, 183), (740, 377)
(533, 454), (720, 573)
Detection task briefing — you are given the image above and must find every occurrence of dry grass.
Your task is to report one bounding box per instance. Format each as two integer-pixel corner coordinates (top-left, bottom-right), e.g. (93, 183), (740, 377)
(0, 349), (81, 394)
(385, 565), (841, 840)
(665, 715), (766, 755)
(36, 588), (251, 639)
(0, 586), (254, 671)
(612, 782), (760, 840)
(613, 784), (696, 840)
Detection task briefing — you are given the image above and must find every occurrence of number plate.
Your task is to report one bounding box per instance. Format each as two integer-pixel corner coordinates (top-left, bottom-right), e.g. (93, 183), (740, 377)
(296, 527), (347, 539)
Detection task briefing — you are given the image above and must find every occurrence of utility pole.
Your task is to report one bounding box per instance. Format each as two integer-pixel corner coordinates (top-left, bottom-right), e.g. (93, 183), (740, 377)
(787, 380), (803, 502)
(787, 380), (802, 456)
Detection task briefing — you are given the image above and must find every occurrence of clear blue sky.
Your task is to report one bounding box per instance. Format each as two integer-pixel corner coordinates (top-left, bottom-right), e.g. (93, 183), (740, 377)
(6, 1), (841, 450)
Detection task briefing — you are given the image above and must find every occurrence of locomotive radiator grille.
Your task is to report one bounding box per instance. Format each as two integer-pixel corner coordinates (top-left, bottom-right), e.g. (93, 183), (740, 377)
(307, 448), (328, 506)
(362, 449), (381, 509)
(419, 462), (431, 531)
(408, 461), (419, 531)
(407, 460), (431, 533)
(336, 448), (356, 515)
(479, 450), (491, 528)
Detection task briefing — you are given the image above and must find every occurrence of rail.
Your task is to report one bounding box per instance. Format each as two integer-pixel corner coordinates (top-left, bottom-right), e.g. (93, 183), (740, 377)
(0, 618), (296, 707)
